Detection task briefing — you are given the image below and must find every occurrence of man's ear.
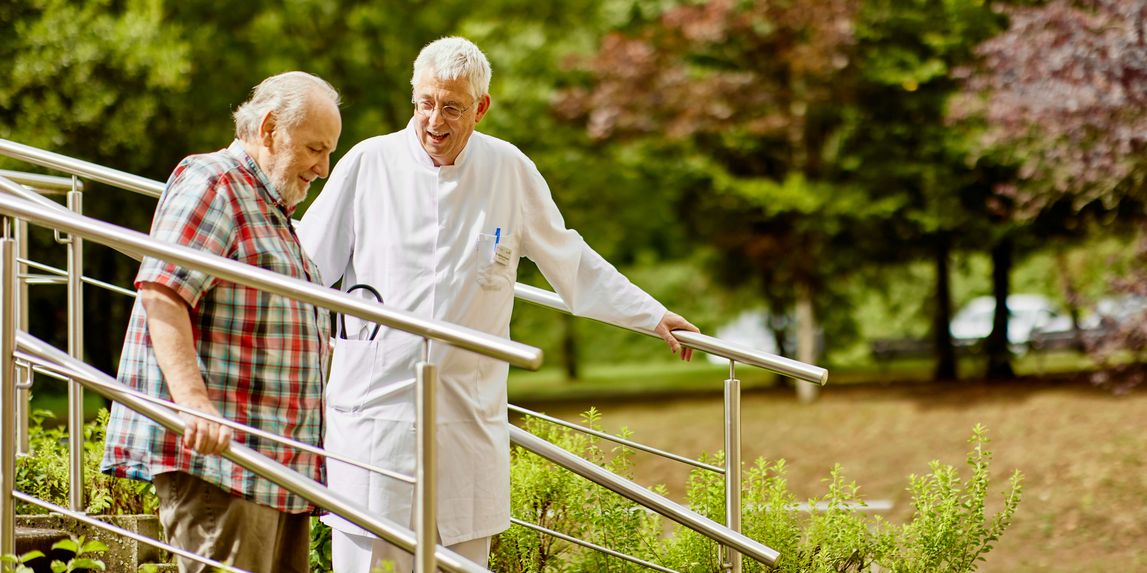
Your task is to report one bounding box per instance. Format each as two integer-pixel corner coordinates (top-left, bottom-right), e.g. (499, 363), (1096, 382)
(259, 111), (277, 148)
(474, 94), (492, 124)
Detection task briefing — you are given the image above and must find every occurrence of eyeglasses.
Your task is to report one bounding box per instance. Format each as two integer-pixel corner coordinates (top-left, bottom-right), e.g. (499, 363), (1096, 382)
(412, 99), (473, 121)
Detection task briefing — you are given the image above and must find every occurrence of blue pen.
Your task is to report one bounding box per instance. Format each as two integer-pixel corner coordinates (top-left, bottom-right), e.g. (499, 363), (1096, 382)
(494, 227), (501, 246)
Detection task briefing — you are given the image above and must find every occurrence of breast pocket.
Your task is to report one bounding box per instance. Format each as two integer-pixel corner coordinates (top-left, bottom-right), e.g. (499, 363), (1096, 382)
(476, 232), (518, 291)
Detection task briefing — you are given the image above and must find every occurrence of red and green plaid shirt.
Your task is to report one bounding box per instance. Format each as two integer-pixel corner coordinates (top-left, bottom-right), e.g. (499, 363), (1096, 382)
(102, 140), (330, 513)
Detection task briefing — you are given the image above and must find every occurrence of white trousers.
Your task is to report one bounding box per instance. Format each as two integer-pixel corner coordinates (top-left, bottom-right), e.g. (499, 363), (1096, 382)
(331, 529), (490, 573)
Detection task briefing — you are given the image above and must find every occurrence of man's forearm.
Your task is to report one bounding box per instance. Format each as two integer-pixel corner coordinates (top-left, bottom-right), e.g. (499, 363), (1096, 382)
(139, 283), (211, 408)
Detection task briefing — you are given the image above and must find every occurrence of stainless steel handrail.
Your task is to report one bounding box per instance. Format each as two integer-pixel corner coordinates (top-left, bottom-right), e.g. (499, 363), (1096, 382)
(508, 425), (780, 566)
(0, 138), (827, 379)
(15, 350), (415, 485)
(0, 170), (81, 193)
(509, 404), (724, 474)
(509, 517), (681, 573)
(0, 189), (543, 370)
(14, 492), (249, 573)
(0, 139), (797, 571)
(15, 331), (489, 573)
(0, 139), (161, 198)
(514, 283), (828, 385)
(17, 258), (137, 298)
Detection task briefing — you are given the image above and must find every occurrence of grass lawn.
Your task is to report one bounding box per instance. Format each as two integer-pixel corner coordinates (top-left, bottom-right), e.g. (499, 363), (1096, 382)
(507, 348), (1098, 404)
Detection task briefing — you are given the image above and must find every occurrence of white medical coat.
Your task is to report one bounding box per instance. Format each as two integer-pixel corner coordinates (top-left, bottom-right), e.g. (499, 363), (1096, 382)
(297, 120), (666, 545)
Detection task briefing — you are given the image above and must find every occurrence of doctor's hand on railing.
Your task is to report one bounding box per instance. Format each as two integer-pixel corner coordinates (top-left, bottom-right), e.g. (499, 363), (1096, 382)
(178, 398), (233, 456)
(655, 311), (700, 362)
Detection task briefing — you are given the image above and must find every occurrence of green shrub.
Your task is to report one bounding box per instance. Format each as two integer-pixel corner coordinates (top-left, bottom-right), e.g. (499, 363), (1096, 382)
(496, 413), (1023, 573)
(15, 408), (157, 516)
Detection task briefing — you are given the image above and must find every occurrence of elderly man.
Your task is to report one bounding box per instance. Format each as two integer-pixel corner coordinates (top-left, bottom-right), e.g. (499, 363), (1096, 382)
(102, 71), (341, 573)
(298, 37), (698, 572)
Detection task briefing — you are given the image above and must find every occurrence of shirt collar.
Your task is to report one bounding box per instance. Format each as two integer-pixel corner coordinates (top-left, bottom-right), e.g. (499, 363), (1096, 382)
(403, 118), (475, 169)
(225, 139), (295, 217)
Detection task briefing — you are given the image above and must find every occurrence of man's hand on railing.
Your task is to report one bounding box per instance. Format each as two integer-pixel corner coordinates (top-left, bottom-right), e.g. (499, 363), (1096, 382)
(655, 311), (699, 362)
(179, 399), (233, 455)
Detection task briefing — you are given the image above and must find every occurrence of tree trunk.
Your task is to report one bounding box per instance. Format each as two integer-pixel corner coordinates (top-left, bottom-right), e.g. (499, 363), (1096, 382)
(932, 237), (957, 381)
(986, 236), (1016, 379)
(795, 283), (820, 402)
(1055, 248), (1086, 352)
(561, 313), (579, 382)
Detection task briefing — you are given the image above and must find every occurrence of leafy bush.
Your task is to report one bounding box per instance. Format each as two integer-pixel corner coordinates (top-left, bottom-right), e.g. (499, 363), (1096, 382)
(495, 414), (1023, 573)
(2, 535), (108, 573)
(15, 408), (158, 516)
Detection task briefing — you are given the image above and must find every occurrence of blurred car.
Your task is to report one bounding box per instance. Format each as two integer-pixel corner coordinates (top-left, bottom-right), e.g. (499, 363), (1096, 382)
(1089, 294), (1147, 329)
(950, 294), (1073, 349)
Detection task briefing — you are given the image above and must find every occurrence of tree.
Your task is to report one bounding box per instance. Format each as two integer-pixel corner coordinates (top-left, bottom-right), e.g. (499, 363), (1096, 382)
(560, 0), (865, 398)
(845, 0), (1006, 379)
(958, 0), (1147, 385)
(0, 0), (190, 374)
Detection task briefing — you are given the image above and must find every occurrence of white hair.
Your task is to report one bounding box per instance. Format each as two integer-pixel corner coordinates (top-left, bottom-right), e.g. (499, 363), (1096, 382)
(411, 37), (492, 100)
(233, 71), (340, 140)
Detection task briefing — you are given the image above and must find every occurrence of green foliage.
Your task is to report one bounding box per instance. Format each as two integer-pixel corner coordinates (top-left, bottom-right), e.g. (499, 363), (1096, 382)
(0, 0), (189, 171)
(492, 408), (665, 572)
(309, 517), (333, 573)
(496, 412), (1022, 573)
(15, 408), (158, 516)
(1, 550), (45, 573)
(875, 424), (1023, 573)
(1, 535), (107, 573)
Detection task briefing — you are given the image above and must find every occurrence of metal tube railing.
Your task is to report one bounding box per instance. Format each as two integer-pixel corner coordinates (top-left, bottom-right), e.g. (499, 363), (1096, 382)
(15, 331), (490, 573)
(17, 354), (415, 485)
(415, 359), (438, 573)
(508, 425), (780, 567)
(514, 283), (828, 385)
(0, 169), (82, 193)
(14, 492), (249, 573)
(66, 185), (85, 512)
(0, 189), (543, 371)
(513, 281), (827, 571)
(17, 258), (137, 298)
(0, 143), (807, 570)
(508, 404), (724, 474)
(1, 237), (17, 557)
(14, 218), (30, 455)
(0, 139), (160, 198)
(509, 517), (681, 573)
(724, 361), (742, 573)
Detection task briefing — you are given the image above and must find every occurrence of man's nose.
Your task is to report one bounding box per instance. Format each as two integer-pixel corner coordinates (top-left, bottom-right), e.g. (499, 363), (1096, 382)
(315, 154), (331, 179)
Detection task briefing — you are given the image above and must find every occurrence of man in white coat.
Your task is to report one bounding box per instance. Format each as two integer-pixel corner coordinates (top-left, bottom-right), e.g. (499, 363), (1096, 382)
(297, 36), (698, 572)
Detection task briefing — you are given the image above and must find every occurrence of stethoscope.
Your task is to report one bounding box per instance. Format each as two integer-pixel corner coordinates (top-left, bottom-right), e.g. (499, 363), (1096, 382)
(337, 284), (383, 341)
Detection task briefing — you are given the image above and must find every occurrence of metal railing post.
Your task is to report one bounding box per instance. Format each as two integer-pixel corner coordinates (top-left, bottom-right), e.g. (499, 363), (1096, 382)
(415, 348), (438, 573)
(66, 183), (85, 511)
(14, 217), (29, 454)
(723, 360), (742, 573)
(2, 235), (18, 558)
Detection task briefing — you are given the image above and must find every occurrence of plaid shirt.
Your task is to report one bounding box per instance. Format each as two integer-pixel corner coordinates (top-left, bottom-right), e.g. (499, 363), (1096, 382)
(102, 140), (330, 513)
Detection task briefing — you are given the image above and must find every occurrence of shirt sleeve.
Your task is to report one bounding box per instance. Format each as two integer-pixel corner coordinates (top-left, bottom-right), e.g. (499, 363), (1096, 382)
(297, 146), (360, 287)
(518, 158), (666, 331)
(135, 160), (236, 308)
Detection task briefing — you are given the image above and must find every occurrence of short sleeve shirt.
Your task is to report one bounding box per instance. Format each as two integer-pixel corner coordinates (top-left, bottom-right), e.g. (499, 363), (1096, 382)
(101, 140), (330, 513)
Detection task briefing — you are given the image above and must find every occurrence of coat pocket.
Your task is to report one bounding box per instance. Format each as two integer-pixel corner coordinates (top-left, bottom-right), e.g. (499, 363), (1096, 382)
(326, 339), (379, 413)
